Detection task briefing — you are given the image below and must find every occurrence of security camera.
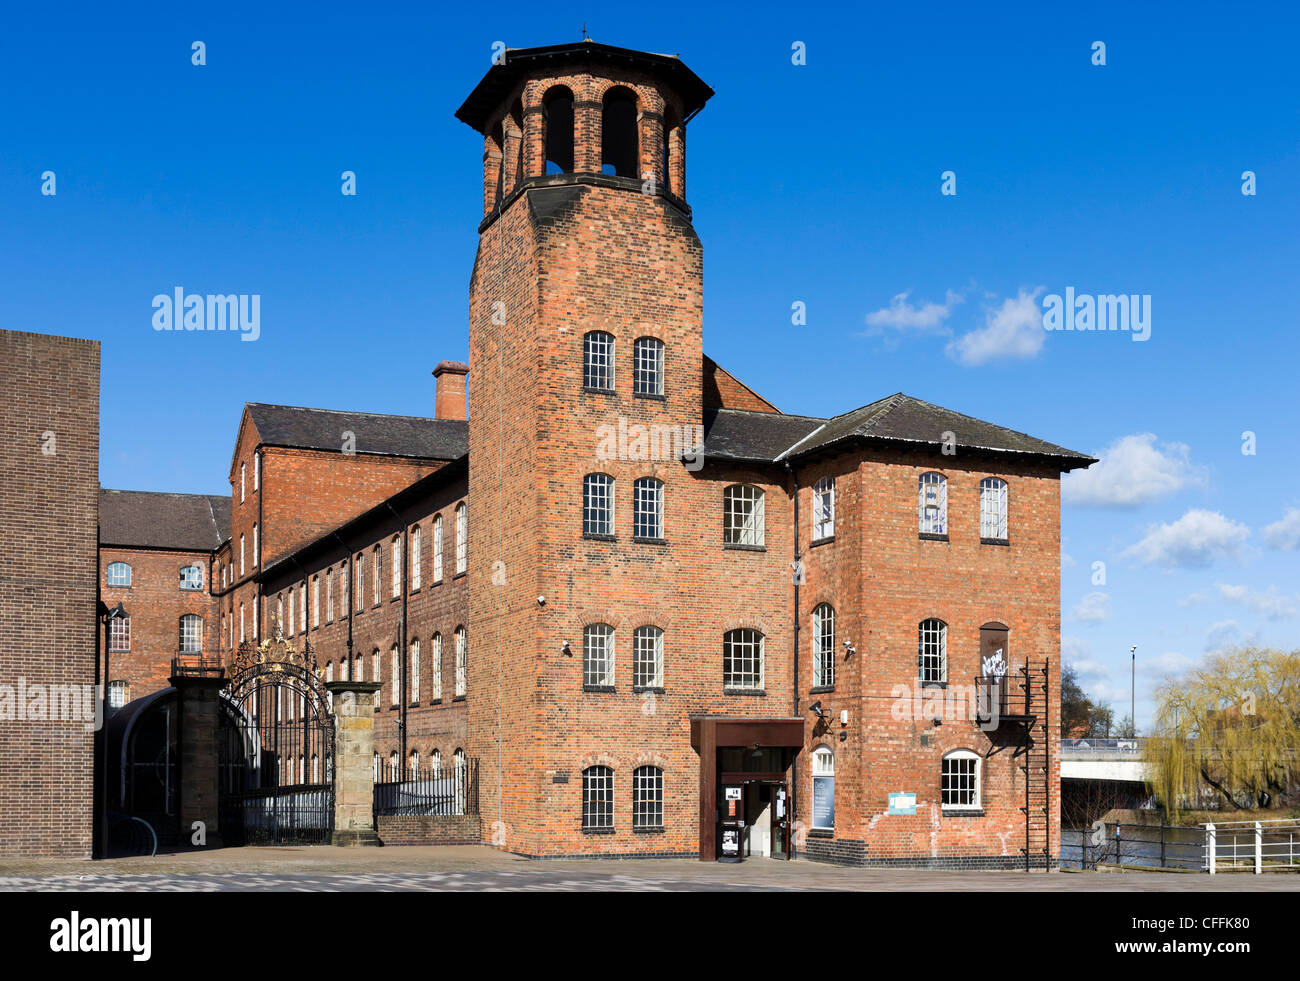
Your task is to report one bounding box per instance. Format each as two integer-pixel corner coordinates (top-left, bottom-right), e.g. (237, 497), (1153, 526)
(561, 640), (572, 656)
(537, 595), (546, 606)
(809, 700), (825, 719)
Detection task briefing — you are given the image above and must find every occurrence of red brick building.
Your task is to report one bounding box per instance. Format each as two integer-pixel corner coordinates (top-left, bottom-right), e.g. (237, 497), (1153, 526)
(7, 41), (1096, 867)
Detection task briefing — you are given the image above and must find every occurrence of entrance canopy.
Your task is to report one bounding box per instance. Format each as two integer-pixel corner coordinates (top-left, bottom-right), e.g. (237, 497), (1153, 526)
(690, 716), (804, 861)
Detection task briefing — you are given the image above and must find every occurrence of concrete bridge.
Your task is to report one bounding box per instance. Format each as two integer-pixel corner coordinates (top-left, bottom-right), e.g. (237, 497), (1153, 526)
(1060, 737), (1151, 783)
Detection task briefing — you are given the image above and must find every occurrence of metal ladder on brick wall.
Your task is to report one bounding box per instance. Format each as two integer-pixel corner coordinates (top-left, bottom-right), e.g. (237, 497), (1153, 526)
(1017, 660), (1051, 871)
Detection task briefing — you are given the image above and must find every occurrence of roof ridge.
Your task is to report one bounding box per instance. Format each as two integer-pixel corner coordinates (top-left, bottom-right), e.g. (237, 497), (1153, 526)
(891, 392), (1067, 448)
(248, 402), (458, 424)
(711, 406), (825, 423)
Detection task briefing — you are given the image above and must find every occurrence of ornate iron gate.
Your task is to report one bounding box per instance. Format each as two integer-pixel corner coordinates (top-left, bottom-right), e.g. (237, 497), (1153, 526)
(220, 633), (334, 845)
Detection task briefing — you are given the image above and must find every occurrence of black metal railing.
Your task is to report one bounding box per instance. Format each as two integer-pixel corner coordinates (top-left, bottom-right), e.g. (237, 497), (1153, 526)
(974, 675), (1034, 723)
(1060, 821), (1208, 871)
(373, 759), (479, 817)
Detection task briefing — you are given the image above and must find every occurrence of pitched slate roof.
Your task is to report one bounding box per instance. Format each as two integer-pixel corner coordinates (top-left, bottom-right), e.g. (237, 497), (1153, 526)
(246, 403), (468, 461)
(702, 394), (1095, 470)
(100, 489), (231, 551)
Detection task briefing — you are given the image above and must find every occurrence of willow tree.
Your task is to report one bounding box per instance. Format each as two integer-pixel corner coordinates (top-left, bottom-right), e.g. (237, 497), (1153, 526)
(1145, 646), (1300, 818)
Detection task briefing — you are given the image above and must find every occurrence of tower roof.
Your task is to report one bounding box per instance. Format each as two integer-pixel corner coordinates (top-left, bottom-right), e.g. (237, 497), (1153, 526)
(455, 40), (714, 134)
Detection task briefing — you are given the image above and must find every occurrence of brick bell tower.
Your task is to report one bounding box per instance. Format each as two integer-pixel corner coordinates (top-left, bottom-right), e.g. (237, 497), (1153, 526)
(456, 41), (714, 855)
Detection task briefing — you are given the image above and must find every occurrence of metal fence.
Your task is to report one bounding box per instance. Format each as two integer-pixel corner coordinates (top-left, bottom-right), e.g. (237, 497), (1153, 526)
(1062, 817), (1300, 873)
(1206, 819), (1300, 873)
(374, 759), (478, 817)
(1060, 737), (1145, 757)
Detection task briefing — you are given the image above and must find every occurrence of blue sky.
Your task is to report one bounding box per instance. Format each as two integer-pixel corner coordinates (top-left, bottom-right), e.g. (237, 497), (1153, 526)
(3, 2), (1297, 728)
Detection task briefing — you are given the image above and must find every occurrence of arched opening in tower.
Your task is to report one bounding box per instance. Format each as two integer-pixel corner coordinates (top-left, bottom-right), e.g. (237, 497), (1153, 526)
(601, 87), (639, 178)
(543, 87), (574, 174)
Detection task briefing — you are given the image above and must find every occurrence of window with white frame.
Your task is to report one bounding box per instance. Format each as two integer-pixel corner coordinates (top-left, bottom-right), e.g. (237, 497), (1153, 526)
(356, 554), (365, 609)
(812, 603), (835, 688)
(371, 649), (380, 700)
(239, 604), (245, 642)
(299, 582), (306, 633)
(633, 337), (664, 396)
(411, 525), (421, 590)
(583, 474), (614, 536)
(813, 477), (835, 540)
(410, 639), (420, 703)
(433, 515), (443, 581)
(632, 477), (664, 540)
(312, 577), (320, 627)
(811, 746), (835, 830)
(583, 623), (614, 688)
(254, 452), (259, 491)
(918, 618), (947, 684)
(253, 523), (259, 567)
(455, 503), (466, 574)
(918, 472), (948, 536)
(582, 331), (615, 390)
(582, 766), (614, 829)
(409, 750), (420, 779)
(179, 564), (203, 590)
(179, 614), (202, 654)
(109, 615), (130, 652)
(341, 564), (349, 616)
(723, 628), (764, 690)
(106, 562), (132, 588)
(430, 632), (442, 701)
(252, 601), (258, 638)
(312, 754), (319, 782)
(391, 644), (400, 705)
(391, 536), (401, 598)
(354, 653), (363, 681)
(326, 570), (333, 622)
(276, 596), (284, 634)
(453, 749), (468, 814)
(240, 535), (246, 576)
(980, 477), (1008, 540)
(240, 462), (246, 503)
(372, 546), (381, 605)
(430, 749), (442, 775)
(942, 750), (981, 810)
(287, 590), (294, 636)
(632, 766), (664, 828)
(454, 626), (467, 697)
(723, 484), (765, 547)
(108, 680), (129, 709)
(632, 625), (663, 689)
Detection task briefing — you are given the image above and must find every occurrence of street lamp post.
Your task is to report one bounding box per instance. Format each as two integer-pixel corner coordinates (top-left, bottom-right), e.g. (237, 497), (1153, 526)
(1130, 645), (1137, 737)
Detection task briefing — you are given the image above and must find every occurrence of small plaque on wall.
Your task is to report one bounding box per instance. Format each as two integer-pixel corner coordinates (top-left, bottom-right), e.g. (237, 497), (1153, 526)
(552, 772), (569, 784)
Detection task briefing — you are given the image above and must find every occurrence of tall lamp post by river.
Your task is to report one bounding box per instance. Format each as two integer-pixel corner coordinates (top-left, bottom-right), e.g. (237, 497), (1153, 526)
(1130, 645), (1137, 737)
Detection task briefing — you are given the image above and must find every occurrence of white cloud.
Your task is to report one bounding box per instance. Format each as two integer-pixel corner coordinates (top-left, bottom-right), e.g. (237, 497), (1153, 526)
(1071, 591), (1111, 623)
(1061, 551), (1076, 570)
(945, 287), (1045, 365)
(1136, 651), (1194, 678)
(1121, 509), (1250, 569)
(1261, 507), (1300, 551)
(1204, 619), (1256, 653)
(1062, 433), (1207, 508)
(863, 290), (963, 333)
(1183, 583), (1300, 619)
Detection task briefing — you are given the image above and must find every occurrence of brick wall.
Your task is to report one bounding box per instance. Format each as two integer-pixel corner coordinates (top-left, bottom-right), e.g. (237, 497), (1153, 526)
(0, 329), (99, 857)
(376, 814), (481, 846)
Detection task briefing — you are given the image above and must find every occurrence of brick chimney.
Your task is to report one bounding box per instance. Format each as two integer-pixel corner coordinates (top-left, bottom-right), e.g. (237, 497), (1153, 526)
(432, 361), (469, 421)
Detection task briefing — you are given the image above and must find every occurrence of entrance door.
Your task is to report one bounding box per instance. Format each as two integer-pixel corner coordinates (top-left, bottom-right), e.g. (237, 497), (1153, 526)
(772, 783), (790, 858)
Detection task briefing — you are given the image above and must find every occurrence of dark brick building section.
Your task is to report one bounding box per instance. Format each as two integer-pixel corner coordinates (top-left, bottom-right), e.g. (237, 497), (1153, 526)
(0, 329), (100, 858)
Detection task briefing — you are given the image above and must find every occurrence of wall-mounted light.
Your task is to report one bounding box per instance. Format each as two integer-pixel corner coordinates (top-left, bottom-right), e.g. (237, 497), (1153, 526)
(932, 715), (942, 727)
(809, 700), (825, 719)
(843, 639), (856, 658)
(561, 640), (572, 656)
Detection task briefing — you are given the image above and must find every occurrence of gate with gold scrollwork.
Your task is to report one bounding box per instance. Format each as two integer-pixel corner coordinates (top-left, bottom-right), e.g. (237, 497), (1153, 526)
(219, 630), (334, 845)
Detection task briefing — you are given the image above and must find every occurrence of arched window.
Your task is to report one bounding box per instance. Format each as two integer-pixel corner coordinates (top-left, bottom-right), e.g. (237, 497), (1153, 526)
(253, 522), (259, 567)
(632, 477), (664, 540)
(723, 484), (765, 547)
(312, 575), (320, 627)
(390, 751), (399, 778)
(430, 748), (442, 775)
(107, 680), (129, 709)
(919, 472), (948, 536)
(240, 534), (246, 575)
(326, 569), (333, 622)
(811, 746), (835, 830)
(179, 564), (202, 590)
(108, 615), (130, 653)
(373, 752), (380, 782)
(813, 477), (835, 540)
(410, 750), (420, 779)
(433, 514), (444, 582)
(633, 336), (664, 396)
(723, 628), (764, 691)
(812, 604), (835, 688)
(632, 625), (663, 689)
(311, 755), (320, 783)
(980, 477), (1008, 541)
(601, 86), (639, 177)
(632, 766), (664, 829)
(583, 330), (615, 390)
(583, 473), (614, 536)
(287, 589), (294, 636)
(340, 563), (349, 616)
(454, 626), (467, 697)
(582, 765), (614, 829)
(179, 614), (203, 654)
(918, 618), (948, 685)
(355, 553), (365, 609)
(325, 661), (334, 683)
(453, 748), (468, 814)
(391, 535), (402, 598)
(431, 632), (443, 701)
(106, 561), (132, 588)
(942, 750), (981, 810)
(543, 86), (575, 174)
(455, 503), (467, 575)
(409, 638), (420, 703)
(354, 652), (364, 681)
(390, 644), (400, 706)
(372, 546), (381, 605)
(583, 623), (614, 688)
(410, 525), (422, 590)
(661, 105), (680, 195)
